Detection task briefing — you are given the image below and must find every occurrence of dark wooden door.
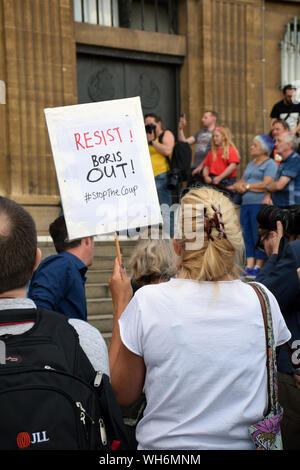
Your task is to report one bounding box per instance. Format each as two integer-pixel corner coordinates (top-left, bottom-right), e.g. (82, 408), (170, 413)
(76, 48), (181, 134)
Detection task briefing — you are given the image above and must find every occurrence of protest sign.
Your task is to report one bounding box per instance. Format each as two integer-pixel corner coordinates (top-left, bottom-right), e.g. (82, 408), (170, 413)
(44, 97), (162, 240)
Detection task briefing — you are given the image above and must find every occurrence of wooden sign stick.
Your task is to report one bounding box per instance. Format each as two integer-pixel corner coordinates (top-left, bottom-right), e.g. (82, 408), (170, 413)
(114, 232), (122, 265)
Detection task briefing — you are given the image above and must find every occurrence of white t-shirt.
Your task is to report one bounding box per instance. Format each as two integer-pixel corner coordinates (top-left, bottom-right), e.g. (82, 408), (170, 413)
(119, 278), (291, 450)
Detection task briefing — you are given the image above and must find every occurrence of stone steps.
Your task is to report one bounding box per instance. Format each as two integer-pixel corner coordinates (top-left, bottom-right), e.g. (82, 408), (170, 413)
(86, 270), (114, 284)
(87, 297), (113, 315)
(85, 283), (112, 298)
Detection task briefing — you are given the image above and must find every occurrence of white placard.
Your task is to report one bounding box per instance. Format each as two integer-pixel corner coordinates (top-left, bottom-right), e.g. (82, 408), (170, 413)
(44, 97), (162, 240)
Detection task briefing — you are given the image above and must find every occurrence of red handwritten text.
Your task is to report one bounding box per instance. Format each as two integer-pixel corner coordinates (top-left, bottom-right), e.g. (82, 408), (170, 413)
(74, 127), (123, 151)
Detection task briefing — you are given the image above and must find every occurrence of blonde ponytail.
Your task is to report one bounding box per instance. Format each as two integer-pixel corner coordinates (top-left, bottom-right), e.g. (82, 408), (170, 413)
(177, 187), (244, 281)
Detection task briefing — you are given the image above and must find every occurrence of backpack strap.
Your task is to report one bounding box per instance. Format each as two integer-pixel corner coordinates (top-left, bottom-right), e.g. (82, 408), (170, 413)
(36, 308), (96, 381)
(0, 308), (37, 325)
(0, 306), (96, 382)
(157, 130), (175, 170)
(158, 131), (165, 144)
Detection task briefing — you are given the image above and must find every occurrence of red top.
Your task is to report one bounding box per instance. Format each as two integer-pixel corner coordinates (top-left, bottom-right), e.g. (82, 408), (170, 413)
(203, 146), (240, 178)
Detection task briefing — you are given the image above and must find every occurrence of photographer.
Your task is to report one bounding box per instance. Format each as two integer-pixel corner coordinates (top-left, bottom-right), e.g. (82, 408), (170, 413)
(144, 114), (175, 236)
(255, 206), (300, 449)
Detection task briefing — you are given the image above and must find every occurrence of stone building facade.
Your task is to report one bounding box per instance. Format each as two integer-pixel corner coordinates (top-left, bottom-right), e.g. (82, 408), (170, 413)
(0, 0), (299, 232)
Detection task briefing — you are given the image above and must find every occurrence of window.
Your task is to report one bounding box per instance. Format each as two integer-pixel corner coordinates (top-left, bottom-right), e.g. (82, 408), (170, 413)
(74, 0), (119, 27)
(130, 1), (177, 34)
(280, 16), (300, 88)
(73, 0), (177, 34)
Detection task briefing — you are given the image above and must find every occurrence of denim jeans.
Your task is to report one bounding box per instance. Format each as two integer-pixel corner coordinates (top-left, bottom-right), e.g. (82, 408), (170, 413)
(211, 175), (236, 187)
(155, 172), (174, 237)
(240, 204), (267, 259)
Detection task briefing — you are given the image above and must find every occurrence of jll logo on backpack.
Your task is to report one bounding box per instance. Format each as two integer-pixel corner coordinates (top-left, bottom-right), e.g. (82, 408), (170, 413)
(17, 431), (50, 448)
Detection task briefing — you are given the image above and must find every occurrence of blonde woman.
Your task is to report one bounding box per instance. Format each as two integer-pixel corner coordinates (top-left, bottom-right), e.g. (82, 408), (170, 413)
(120, 236), (177, 449)
(200, 126), (240, 187)
(108, 187), (290, 450)
(128, 237), (177, 293)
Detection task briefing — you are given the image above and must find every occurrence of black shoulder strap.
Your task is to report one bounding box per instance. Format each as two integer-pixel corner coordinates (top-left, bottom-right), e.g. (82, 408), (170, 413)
(158, 130), (165, 143)
(0, 307), (96, 381)
(0, 308), (37, 325)
(158, 130), (173, 165)
(35, 308), (96, 380)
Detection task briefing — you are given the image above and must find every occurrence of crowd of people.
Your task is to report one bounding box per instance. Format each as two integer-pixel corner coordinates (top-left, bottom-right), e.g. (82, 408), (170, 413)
(145, 83), (300, 281)
(0, 83), (300, 451)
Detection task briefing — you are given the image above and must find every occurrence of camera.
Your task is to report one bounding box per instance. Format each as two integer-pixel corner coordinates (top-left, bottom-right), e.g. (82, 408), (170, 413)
(145, 123), (156, 134)
(256, 204), (300, 236)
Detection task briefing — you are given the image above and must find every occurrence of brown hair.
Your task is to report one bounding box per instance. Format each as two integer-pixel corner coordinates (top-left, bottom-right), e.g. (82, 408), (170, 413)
(144, 113), (162, 123)
(0, 197), (37, 293)
(204, 110), (219, 120)
(272, 119), (290, 131)
(49, 216), (81, 253)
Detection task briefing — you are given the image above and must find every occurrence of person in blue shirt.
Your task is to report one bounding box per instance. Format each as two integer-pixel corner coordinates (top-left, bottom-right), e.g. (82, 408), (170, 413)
(263, 132), (300, 208)
(228, 134), (278, 278)
(256, 220), (300, 450)
(28, 216), (95, 321)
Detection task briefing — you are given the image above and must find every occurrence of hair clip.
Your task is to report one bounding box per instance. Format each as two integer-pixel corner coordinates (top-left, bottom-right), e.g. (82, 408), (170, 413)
(204, 205), (227, 241)
(211, 205), (227, 240)
(204, 207), (214, 241)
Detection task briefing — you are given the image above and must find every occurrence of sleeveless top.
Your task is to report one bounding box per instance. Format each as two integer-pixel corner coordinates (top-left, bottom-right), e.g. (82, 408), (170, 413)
(148, 135), (171, 177)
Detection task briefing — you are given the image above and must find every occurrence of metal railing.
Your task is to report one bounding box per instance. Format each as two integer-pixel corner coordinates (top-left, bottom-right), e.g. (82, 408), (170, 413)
(74, 0), (177, 34)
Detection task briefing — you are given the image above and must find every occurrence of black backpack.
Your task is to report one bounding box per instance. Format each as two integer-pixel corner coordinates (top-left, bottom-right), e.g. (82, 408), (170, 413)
(170, 141), (192, 180)
(0, 307), (129, 450)
(158, 133), (192, 189)
(166, 142), (192, 190)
